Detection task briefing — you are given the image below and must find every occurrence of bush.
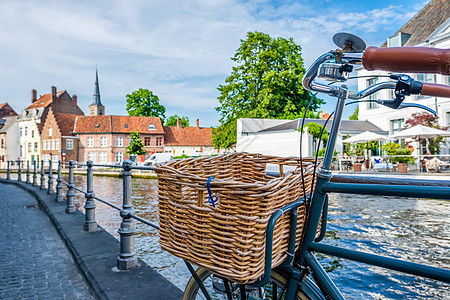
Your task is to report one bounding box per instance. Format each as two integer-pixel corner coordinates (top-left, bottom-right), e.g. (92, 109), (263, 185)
(390, 148), (415, 164)
(173, 154), (190, 159)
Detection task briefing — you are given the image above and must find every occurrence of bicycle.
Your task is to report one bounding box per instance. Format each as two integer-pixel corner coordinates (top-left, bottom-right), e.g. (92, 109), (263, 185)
(179, 33), (450, 299)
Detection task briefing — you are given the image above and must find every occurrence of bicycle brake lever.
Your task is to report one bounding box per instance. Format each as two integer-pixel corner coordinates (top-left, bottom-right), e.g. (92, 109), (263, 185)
(398, 103), (437, 116)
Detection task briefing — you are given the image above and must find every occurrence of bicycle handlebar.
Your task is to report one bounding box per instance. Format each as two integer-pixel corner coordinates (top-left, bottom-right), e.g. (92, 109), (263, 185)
(362, 47), (450, 75)
(421, 83), (450, 98)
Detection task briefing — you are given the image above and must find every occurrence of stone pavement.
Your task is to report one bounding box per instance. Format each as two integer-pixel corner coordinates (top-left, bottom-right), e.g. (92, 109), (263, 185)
(0, 183), (93, 299)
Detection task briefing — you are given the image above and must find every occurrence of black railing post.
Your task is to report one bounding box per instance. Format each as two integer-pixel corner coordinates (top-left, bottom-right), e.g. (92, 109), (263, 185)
(32, 161), (37, 186)
(26, 161), (31, 184)
(40, 160), (46, 190)
(117, 160), (138, 270)
(6, 161), (10, 180)
(55, 160), (63, 202)
(83, 160), (97, 232)
(47, 160), (54, 194)
(65, 160), (76, 213)
(17, 159), (22, 182)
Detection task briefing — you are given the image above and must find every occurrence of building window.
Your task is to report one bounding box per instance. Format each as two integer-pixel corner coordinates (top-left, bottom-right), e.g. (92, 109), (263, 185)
(387, 32), (410, 47)
(48, 127), (52, 136)
(100, 137), (107, 147)
(115, 152), (123, 163)
(52, 155), (59, 162)
(87, 152), (96, 162)
(144, 137), (151, 146)
(116, 137), (123, 147)
(51, 140), (56, 150)
(43, 140), (47, 151)
(34, 142), (38, 152)
(446, 112), (450, 128)
(66, 139), (73, 150)
(149, 125), (156, 130)
(391, 118), (404, 135)
(156, 137), (162, 146)
(87, 137), (94, 147)
(32, 130), (34, 138)
(367, 78), (380, 109)
(99, 152), (107, 163)
(417, 74), (435, 99)
(28, 143), (32, 152)
(20, 127), (22, 137)
(56, 140), (60, 150)
(1, 139), (3, 149)
(25, 127), (28, 136)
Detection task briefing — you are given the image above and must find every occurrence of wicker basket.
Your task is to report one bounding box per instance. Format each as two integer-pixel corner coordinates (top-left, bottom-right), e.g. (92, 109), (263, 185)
(155, 152), (317, 284)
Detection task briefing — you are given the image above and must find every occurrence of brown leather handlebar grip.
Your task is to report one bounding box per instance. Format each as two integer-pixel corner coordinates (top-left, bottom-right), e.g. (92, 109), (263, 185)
(362, 47), (450, 75)
(421, 83), (450, 98)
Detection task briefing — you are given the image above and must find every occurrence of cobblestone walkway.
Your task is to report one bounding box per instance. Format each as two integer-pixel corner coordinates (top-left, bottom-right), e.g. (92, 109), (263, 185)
(0, 183), (93, 300)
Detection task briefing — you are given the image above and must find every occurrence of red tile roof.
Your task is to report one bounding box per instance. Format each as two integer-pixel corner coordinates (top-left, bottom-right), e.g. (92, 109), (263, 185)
(54, 113), (78, 136)
(164, 126), (213, 146)
(382, 0), (449, 47)
(73, 115), (164, 134)
(0, 103), (18, 118)
(25, 91), (66, 109)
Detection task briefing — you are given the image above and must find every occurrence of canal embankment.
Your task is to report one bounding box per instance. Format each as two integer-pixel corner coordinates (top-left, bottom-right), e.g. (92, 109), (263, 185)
(0, 179), (182, 300)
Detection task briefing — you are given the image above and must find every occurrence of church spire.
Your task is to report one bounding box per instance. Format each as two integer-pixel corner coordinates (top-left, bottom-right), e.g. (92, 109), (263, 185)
(88, 67), (105, 116)
(92, 68), (103, 106)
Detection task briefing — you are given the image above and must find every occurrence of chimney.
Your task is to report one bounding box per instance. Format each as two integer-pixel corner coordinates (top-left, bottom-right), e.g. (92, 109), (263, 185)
(196, 119), (199, 128)
(177, 118), (182, 129)
(32, 89), (37, 103)
(72, 94), (77, 106)
(51, 86), (57, 101)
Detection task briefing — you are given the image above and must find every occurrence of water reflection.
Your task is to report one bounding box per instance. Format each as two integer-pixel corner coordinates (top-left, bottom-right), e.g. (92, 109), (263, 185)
(60, 175), (449, 298)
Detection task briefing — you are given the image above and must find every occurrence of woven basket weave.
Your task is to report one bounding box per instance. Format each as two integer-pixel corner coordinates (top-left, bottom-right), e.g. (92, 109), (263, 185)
(155, 152), (317, 284)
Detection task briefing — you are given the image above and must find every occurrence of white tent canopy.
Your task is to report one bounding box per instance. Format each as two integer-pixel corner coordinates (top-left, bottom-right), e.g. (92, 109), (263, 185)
(389, 124), (450, 139)
(343, 131), (388, 143)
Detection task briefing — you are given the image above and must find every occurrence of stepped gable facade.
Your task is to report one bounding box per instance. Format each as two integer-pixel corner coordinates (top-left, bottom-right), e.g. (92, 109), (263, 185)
(164, 119), (218, 156)
(73, 115), (164, 163)
(17, 86), (84, 165)
(41, 108), (80, 163)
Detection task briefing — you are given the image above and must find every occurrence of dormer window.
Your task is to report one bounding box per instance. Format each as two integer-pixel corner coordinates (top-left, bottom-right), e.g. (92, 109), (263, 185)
(95, 124), (100, 128)
(124, 124), (128, 128)
(387, 32), (411, 47)
(149, 125), (156, 130)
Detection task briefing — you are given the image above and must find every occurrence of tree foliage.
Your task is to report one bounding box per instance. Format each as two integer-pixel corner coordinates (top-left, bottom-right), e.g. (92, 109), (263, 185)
(126, 88), (166, 122)
(349, 105), (359, 120)
(165, 114), (190, 127)
(405, 112), (448, 154)
(213, 31), (323, 149)
(126, 131), (146, 156)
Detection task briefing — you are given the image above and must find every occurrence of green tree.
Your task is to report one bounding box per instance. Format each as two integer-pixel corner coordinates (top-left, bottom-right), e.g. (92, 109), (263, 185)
(126, 88), (166, 122)
(213, 31), (323, 149)
(165, 114), (190, 127)
(349, 105), (359, 120)
(126, 131), (146, 156)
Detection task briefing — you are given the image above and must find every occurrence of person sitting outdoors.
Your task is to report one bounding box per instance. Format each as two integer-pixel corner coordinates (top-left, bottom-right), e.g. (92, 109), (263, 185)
(423, 153), (444, 172)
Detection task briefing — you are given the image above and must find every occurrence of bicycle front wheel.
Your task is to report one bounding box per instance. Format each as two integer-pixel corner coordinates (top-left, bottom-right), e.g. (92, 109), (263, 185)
(183, 267), (310, 300)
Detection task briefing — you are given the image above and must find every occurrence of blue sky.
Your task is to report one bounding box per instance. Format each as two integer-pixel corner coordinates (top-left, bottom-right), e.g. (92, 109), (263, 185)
(0, 0), (429, 126)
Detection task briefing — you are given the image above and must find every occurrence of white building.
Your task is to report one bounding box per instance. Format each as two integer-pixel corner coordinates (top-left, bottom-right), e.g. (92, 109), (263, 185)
(358, 1), (450, 155)
(237, 118), (385, 157)
(0, 116), (19, 166)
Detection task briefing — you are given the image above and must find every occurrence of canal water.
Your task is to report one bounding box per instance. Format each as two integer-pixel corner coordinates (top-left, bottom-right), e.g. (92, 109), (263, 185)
(64, 175), (450, 299)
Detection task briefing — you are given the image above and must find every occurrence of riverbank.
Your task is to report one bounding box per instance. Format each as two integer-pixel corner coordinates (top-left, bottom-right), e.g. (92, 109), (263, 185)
(0, 179), (182, 300)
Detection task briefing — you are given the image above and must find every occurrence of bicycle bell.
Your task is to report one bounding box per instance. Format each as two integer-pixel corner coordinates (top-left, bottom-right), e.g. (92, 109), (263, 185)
(317, 33), (366, 82)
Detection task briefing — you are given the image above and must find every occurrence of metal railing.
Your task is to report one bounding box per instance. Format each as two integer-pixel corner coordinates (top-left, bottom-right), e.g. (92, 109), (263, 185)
(1, 159), (159, 271)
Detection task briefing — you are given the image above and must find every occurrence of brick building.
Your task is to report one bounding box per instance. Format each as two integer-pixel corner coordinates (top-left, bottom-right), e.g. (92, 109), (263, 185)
(17, 87), (84, 165)
(41, 108), (79, 164)
(73, 115), (164, 163)
(163, 119), (221, 156)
